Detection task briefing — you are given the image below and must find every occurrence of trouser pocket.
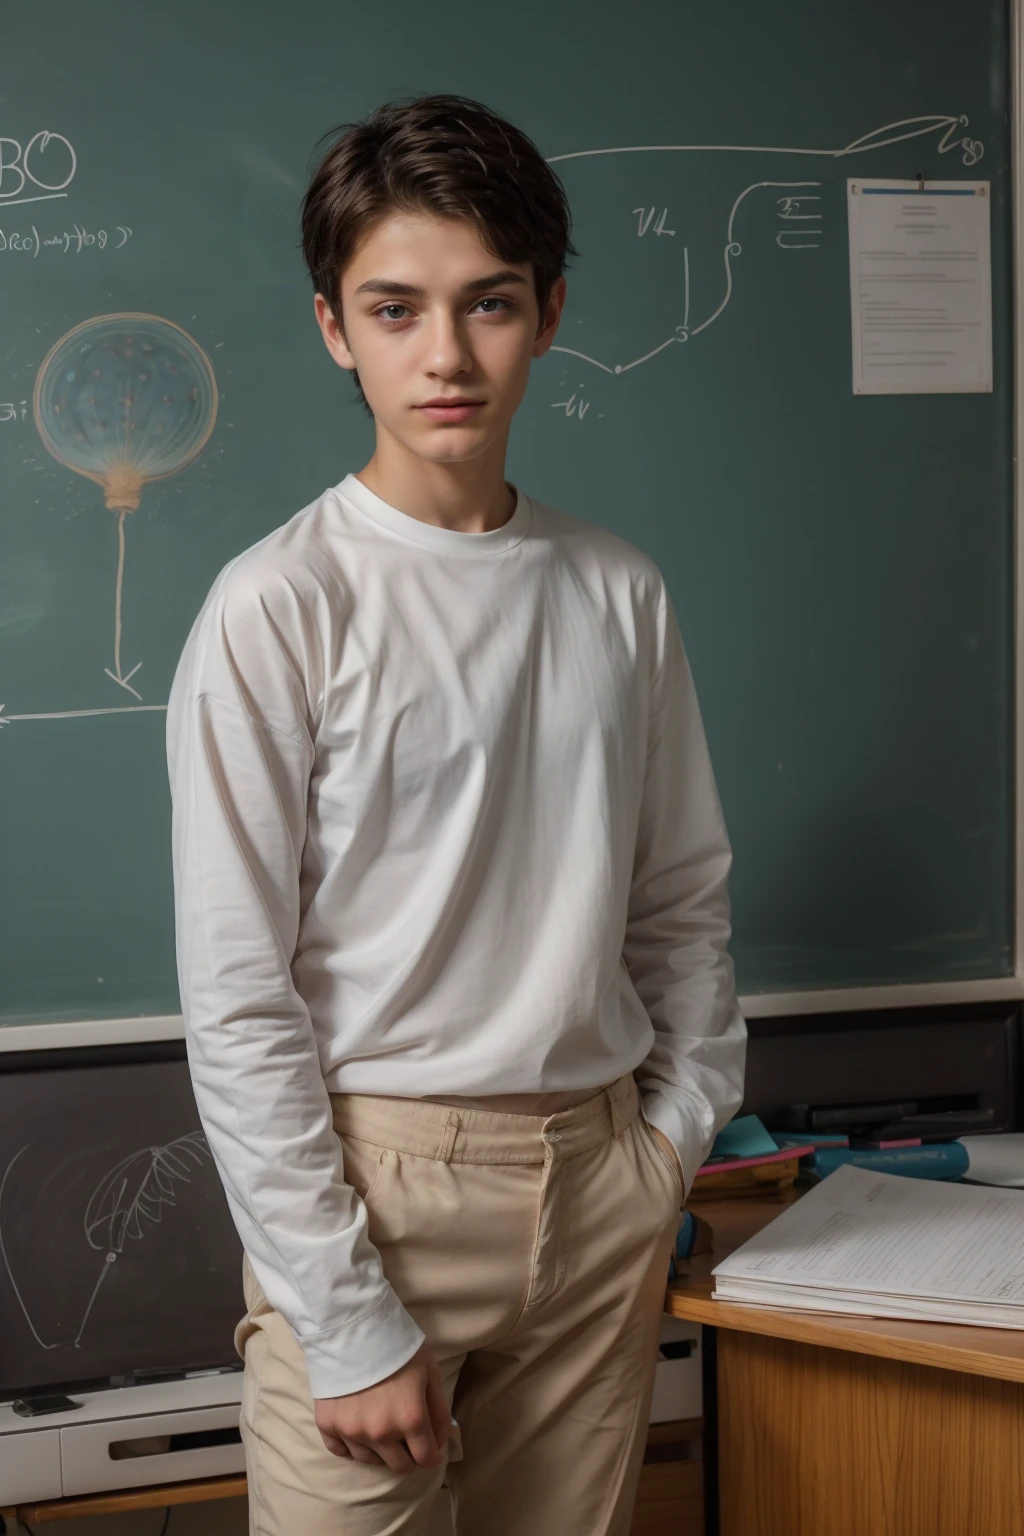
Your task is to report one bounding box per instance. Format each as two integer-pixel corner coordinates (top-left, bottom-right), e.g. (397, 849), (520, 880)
(636, 1113), (685, 1207)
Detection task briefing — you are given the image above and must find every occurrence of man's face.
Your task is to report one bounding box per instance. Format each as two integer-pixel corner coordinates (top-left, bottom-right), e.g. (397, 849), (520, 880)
(314, 209), (565, 464)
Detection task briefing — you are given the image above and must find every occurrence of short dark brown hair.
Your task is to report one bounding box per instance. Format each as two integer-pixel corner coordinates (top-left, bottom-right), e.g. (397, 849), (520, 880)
(301, 93), (579, 414)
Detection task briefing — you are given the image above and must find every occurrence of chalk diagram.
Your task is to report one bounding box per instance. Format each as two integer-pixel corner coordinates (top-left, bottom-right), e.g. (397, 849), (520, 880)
(30, 313), (218, 701)
(0, 1131), (210, 1352)
(0, 113), (984, 729)
(544, 112), (984, 396)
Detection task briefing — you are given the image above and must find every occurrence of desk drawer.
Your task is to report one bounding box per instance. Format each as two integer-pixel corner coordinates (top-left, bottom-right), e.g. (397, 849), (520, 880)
(60, 1403), (245, 1495)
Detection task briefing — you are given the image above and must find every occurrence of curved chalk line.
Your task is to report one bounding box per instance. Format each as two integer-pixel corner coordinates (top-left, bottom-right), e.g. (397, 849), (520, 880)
(546, 114), (984, 374)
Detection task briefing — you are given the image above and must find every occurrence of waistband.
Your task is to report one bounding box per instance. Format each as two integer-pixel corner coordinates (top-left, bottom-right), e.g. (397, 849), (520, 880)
(329, 1072), (641, 1164)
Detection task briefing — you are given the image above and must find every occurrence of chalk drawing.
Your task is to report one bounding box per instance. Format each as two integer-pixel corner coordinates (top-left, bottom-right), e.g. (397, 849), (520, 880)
(0, 1131), (210, 1352)
(33, 313), (217, 700)
(545, 113), (984, 377)
(0, 703), (167, 726)
(0, 131), (77, 208)
(0, 222), (133, 257)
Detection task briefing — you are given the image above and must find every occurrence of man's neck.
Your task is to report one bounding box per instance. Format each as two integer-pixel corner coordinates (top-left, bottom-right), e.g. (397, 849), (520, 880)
(355, 446), (516, 534)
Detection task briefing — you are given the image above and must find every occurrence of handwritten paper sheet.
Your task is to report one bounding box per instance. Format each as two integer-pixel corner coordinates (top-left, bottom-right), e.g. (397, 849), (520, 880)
(847, 178), (992, 394)
(713, 1164), (1024, 1326)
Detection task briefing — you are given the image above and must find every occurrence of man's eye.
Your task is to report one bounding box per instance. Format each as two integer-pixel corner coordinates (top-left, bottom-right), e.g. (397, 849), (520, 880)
(375, 297), (512, 323)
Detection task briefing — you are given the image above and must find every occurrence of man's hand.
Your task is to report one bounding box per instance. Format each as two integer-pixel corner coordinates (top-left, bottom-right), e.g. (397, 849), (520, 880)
(314, 1342), (450, 1473)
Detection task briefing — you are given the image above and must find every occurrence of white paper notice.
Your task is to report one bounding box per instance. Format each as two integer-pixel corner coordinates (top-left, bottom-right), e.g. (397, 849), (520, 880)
(848, 178), (992, 394)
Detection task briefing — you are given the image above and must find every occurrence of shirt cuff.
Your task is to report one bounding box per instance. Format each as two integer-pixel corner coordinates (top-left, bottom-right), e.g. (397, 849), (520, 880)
(639, 1088), (714, 1199)
(301, 1284), (427, 1399)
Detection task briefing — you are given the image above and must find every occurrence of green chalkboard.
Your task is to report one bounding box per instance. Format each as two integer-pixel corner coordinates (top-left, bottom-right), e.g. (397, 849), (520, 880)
(0, 0), (1014, 1023)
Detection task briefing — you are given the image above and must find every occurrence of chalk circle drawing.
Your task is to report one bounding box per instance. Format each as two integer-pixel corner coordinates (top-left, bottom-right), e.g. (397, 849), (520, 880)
(33, 314), (218, 701)
(0, 1130), (211, 1352)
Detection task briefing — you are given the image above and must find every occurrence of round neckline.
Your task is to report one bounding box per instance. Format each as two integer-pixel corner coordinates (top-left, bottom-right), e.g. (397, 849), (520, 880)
(335, 471), (532, 556)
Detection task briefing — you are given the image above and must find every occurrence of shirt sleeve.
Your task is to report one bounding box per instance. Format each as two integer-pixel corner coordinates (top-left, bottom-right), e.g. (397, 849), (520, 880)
(166, 564), (425, 1399)
(625, 576), (747, 1196)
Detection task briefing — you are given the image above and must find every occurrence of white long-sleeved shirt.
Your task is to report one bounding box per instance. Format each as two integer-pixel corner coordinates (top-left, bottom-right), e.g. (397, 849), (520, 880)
(166, 471), (746, 1399)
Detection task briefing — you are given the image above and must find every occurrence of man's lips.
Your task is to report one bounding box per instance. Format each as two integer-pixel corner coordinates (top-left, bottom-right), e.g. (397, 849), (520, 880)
(416, 401), (486, 421)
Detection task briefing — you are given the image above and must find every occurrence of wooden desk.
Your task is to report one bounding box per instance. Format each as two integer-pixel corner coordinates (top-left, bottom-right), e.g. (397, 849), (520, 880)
(666, 1196), (1024, 1536)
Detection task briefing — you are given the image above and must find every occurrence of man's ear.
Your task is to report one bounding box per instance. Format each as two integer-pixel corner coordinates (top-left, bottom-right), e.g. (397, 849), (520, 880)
(314, 292), (357, 374)
(532, 275), (567, 360)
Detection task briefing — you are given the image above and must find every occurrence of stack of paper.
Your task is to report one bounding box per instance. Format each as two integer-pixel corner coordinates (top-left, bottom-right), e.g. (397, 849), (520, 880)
(960, 1133), (1024, 1188)
(713, 1164), (1024, 1328)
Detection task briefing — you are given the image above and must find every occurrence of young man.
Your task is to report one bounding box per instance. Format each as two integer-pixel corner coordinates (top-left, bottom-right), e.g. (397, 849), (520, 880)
(167, 93), (746, 1536)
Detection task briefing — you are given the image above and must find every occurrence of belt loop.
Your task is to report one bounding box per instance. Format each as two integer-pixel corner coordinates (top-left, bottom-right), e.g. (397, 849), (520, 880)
(436, 1109), (460, 1162)
(606, 1075), (635, 1138)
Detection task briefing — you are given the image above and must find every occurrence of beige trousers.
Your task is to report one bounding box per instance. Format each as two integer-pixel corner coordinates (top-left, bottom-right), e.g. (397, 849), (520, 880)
(235, 1071), (684, 1536)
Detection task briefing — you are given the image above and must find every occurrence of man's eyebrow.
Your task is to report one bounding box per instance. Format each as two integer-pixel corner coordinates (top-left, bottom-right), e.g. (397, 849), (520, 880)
(352, 269), (531, 299)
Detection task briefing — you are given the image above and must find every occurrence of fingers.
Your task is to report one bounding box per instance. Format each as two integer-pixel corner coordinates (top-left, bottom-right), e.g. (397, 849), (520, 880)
(317, 1429), (351, 1458)
(402, 1424), (443, 1470)
(351, 1437), (416, 1473)
(311, 1345), (450, 1474)
(425, 1366), (452, 1451)
(318, 1426), (434, 1474)
(394, 1390), (443, 1470)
